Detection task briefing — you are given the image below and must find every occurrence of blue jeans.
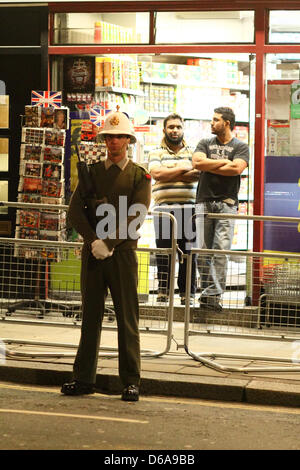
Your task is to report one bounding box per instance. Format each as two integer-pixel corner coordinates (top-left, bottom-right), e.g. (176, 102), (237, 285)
(196, 201), (236, 298)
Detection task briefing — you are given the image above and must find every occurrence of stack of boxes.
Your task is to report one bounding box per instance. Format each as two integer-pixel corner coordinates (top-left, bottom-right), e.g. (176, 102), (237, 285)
(186, 58), (246, 87)
(138, 59), (249, 122)
(142, 83), (175, 114)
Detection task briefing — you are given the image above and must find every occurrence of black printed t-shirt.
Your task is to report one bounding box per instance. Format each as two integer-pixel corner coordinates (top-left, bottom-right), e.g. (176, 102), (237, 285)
(195, 136), (249, 205)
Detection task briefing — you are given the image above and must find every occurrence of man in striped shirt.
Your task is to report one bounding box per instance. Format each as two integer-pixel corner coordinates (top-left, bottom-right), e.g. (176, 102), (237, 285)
(148, 113), (200, 305)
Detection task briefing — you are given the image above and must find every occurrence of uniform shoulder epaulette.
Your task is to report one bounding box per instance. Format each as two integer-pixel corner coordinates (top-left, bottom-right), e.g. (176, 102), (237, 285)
(133, 163), (151, 185)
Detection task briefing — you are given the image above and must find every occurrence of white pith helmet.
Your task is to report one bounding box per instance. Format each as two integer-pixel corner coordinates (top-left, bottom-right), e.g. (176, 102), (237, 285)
(99, 107), (136, 144)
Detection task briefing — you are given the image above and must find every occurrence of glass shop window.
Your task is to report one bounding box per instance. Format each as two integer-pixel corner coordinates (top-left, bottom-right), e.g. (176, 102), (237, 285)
(155, 11), (254, 44)
(269, 11), (300, 43)
(53, 12), (150, 45)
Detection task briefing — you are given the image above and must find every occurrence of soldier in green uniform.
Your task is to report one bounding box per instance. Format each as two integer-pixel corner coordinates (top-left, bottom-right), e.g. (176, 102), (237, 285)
(61, 110), (152, 401)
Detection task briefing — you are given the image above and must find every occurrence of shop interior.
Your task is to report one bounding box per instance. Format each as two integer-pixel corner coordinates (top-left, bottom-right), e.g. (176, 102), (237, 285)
(0, 5), (299, 314)
(0, 8), (300, 250)
(51, 50), (255, 253)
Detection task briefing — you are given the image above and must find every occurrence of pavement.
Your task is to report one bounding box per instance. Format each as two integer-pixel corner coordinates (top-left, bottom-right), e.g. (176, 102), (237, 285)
(2, 307), (300, 408)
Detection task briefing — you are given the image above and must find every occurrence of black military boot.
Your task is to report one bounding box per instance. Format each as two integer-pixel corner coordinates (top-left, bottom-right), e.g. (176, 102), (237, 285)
(121, 385), (139, 401)
(61, 380), (95, 396)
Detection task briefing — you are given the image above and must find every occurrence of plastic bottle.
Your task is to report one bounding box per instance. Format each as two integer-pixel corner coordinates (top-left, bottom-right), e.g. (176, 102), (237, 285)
(94, 22), (101, 43)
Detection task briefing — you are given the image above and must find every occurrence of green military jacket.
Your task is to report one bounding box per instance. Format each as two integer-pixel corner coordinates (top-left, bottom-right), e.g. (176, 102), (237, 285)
(67, 159), (152, 251)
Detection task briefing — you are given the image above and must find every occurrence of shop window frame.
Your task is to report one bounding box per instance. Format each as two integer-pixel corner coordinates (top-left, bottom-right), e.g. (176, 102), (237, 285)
(268, 9), (300, 45)
(154, 10), (255, 45)
(49, 6), (257, 47)
(51, 11), (152, 46)
(47, 1), (300, 255)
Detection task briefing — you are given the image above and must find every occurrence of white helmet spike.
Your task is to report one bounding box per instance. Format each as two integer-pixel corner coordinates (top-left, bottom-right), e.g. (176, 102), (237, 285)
(99, 106), (137, 144)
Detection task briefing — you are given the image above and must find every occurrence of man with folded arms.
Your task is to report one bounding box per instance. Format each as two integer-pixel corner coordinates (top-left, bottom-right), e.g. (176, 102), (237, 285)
(192, 107), (249, 312)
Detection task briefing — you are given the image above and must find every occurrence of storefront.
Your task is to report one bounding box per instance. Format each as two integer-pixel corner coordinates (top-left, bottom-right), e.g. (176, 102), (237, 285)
(1, 1), (300, 256)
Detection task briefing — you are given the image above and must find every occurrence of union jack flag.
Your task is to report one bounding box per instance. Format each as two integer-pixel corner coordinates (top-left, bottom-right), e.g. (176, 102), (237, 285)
(89, 106), (110, 128)
(31, 90), (62, 108)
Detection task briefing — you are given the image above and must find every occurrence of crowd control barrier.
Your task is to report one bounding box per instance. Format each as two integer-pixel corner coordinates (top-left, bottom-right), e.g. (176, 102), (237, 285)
(0, 202), (178, 359)
(2, 201), (300, 374)
(184, 212), (300, 373)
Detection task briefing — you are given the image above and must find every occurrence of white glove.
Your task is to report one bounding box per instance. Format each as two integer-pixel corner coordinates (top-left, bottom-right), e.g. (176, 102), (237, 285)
(91, 239), (114, 260)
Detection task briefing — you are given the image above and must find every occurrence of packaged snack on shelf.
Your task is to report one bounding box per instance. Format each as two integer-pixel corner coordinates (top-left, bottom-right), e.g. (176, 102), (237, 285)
(95, 57), (105, 87)
(103, 57), (113, 87)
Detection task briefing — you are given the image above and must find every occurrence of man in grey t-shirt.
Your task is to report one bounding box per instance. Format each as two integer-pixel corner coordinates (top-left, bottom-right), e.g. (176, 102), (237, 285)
(192, 107), (249, 311)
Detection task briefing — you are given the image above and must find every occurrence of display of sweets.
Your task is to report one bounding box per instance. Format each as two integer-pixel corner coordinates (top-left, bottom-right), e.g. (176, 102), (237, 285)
(95, 56), (140, 90)
(139, 59), (246, 88)
(142, 84), (175, 114)
(94, 21), (135, 44)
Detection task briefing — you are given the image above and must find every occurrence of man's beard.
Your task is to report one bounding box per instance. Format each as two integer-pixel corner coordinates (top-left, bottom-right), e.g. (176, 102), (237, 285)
(211, 124), (225, 137)
(165, 133), (183, 146)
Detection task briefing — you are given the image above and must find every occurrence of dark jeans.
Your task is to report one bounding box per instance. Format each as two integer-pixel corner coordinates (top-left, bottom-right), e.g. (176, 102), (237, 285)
(154, 206), (197, 296)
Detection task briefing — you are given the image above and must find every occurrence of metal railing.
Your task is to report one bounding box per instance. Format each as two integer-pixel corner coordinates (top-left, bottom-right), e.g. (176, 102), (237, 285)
(183, 212), (300, 372)
(0, 202), (178, 359)
(2, 202), (300, 374)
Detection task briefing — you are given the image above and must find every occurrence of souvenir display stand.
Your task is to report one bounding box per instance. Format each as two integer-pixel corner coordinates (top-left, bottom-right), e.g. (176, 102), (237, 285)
(6, 99), (69, 317)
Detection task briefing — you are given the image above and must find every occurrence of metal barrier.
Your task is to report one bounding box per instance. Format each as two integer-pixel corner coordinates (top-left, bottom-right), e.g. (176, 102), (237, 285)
(0, 202), (178, 359)
(184, 212), (300, 372)
(259, 262), (300, 328)
(3, 202), (300, 373)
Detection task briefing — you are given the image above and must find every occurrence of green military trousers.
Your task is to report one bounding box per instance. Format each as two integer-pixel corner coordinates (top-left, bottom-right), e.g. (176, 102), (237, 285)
(73, 244), (140, 387)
